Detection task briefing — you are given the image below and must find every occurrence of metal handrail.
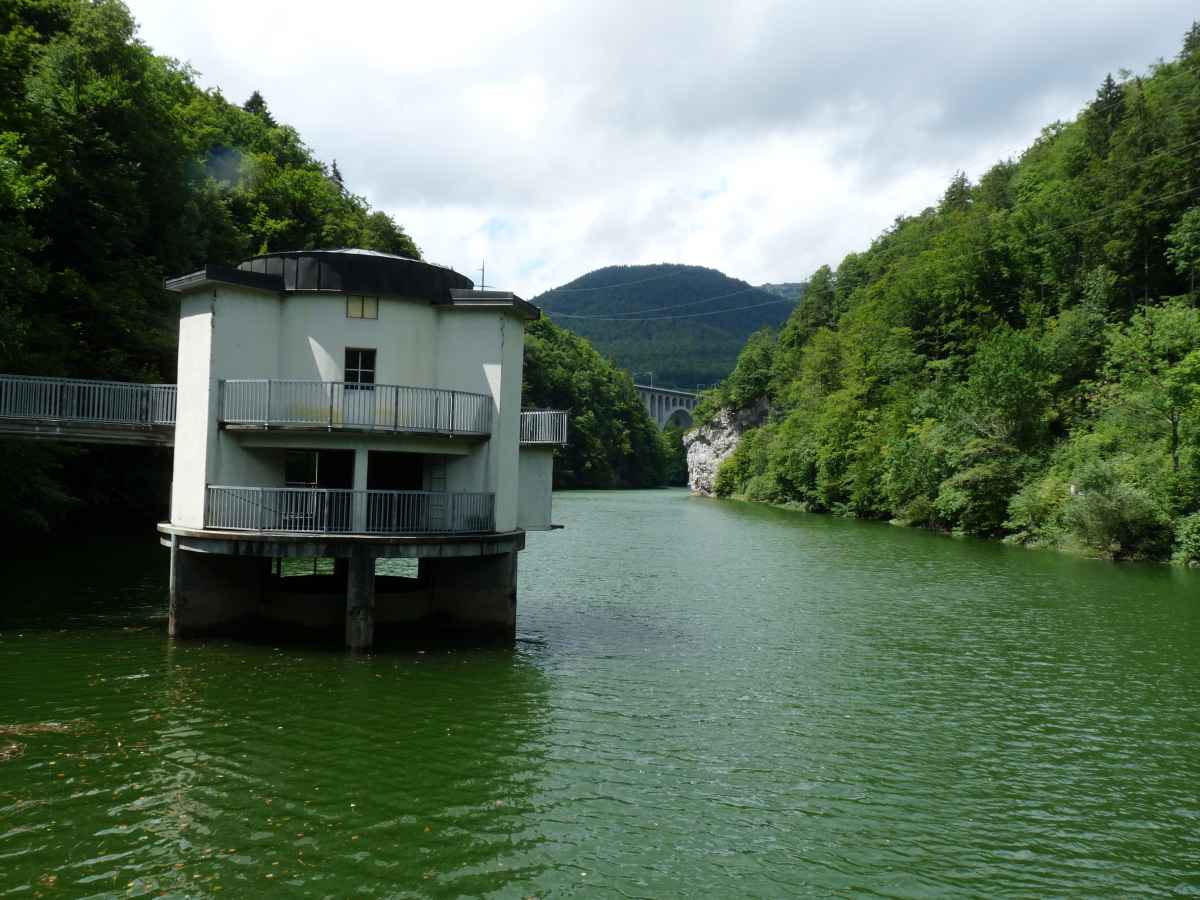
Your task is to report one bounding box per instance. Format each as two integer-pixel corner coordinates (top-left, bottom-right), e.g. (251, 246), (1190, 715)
(220, 380), (492, 436)
(0, 374), (176, 425)
(520, 409), (568, 445)
(205, 486), (496, 535)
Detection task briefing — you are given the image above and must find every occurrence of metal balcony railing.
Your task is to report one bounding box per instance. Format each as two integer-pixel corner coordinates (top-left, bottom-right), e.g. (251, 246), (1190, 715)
(520, 409), (568, 445)
(0, 375), (176, 425)
(205, 486), (496, 535)
(220, 380), (492, 436)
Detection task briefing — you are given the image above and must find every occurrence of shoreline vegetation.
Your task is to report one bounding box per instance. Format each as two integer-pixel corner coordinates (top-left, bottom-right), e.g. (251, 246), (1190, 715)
(706, 489), (1200, 568)
(693, 23), (1200, 567)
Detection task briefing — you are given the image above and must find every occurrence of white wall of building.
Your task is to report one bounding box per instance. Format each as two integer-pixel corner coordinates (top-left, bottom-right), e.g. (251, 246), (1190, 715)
(517, 446), (555, 531)
(171, 280), (540, 534)
(170, 294), (217, 528)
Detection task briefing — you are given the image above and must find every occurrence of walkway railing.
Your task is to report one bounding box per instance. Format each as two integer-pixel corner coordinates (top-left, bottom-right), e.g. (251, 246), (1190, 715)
(220, 380), (492, 436)
(520, 410), (568, 445)
(0, 375), (176, 425)
(205, 486), (495, 535)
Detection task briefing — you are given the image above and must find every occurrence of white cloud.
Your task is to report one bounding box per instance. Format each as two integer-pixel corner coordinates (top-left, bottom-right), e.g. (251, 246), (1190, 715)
(129, 0), (1197, 297)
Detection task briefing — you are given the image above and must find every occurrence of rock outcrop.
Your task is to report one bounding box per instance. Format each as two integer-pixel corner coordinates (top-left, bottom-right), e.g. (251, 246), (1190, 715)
(684, 403), (767, 496)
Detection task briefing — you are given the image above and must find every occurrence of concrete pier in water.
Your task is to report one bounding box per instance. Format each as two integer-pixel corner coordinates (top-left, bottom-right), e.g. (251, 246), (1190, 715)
(161, 525), (525, 649)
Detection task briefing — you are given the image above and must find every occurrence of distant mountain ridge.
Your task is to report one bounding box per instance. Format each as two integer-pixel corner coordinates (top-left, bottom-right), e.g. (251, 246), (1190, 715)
(532, 264), (801, 389)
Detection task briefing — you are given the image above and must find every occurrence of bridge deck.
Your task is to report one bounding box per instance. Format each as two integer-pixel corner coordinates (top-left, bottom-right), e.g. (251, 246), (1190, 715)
(0, 417), (174, 446)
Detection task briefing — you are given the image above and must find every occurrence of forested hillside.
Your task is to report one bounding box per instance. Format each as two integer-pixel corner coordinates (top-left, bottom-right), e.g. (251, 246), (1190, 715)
(534, 265), (799, 389)
(704, 23), (1200, 564)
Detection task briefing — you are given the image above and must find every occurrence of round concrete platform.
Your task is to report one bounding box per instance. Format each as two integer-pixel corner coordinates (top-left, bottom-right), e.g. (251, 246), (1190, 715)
(157, 523), (526, 559)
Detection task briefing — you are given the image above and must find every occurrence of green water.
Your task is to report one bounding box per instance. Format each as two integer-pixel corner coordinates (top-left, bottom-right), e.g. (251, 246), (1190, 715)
(2, 490), (1199, 898)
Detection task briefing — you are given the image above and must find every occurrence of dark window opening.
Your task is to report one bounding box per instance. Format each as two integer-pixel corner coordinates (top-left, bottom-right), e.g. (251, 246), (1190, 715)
(284, 449), (354, 489)
(316, 449), (355, 490)
(285, 450), (318, 487)
(367, 451), (425, 491)
(366, 452), (427, 535)
(345, 347), (376, 388)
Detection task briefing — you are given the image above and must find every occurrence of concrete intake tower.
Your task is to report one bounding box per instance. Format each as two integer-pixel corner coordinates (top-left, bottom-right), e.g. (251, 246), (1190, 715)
(157, 249), (566, 651)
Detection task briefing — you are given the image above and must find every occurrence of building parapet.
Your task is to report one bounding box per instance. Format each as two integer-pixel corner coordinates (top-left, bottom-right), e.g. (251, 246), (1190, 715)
(220, 380), (492, 437)
(520, 409), (568, 445)
(205, 486), (495, 535)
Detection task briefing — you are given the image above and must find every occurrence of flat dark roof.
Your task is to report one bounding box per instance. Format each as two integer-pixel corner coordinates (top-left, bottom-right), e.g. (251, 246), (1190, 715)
(166, 249), (537, 319)
(238, 249), (474, 300)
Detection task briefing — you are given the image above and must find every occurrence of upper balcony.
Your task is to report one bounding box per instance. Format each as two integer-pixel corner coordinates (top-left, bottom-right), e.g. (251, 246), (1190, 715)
(220, 380), (492, 438)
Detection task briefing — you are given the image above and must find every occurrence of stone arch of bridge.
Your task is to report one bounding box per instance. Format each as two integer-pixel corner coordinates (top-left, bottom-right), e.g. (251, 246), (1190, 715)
(665, 407), (693, 429)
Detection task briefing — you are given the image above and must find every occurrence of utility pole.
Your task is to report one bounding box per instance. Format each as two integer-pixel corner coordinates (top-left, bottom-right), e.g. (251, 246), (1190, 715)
(477, 260), (488, 291)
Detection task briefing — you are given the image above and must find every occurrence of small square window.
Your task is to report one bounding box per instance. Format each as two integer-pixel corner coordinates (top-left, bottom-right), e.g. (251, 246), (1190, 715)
(346, 295), (379, 319)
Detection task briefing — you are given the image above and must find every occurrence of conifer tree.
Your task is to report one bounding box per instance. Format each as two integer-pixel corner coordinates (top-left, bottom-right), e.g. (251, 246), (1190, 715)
(242, 90), (276, 126)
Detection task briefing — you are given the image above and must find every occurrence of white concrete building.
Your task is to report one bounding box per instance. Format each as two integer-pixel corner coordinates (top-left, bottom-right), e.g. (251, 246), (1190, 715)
(157, 249), (566, 650)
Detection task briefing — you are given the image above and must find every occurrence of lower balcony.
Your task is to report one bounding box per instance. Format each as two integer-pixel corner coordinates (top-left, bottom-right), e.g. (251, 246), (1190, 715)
(205, 486), (495, 535)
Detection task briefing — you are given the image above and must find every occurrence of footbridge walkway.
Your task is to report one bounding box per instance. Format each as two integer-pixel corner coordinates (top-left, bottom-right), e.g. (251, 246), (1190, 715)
(0, 375), (177, 445)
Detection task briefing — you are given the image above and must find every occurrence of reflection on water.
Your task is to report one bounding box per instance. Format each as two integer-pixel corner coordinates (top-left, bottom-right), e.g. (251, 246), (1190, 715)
(2, 493), (1199, 897)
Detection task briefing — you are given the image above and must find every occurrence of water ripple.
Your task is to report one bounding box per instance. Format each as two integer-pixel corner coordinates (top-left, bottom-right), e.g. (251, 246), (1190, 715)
(1, 502), (1198, 896)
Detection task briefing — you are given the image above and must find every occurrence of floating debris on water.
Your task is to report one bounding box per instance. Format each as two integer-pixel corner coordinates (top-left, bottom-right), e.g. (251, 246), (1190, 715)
(0, 721), (78, 736)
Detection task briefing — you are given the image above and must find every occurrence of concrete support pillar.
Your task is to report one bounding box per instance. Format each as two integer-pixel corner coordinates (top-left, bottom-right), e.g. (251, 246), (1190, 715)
(169, 536), (266, 638)
(419, 551), (517, 642)
(345, 545), (375, 652)
(352, 447), (369, 532)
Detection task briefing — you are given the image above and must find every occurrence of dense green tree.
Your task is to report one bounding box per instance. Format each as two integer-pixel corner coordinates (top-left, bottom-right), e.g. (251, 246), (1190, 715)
(1102, 301), (1200, 473)
(242, 89), (276, 126)
(661, 425), (689, 486)
(1182, 21), (1200, 58)
(521, 317), (666, 488)
(1166, 206), (1200, 293)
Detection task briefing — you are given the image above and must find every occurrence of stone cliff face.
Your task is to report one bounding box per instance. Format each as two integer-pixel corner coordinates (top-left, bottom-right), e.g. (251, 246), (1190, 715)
(684, 403), (766, 496)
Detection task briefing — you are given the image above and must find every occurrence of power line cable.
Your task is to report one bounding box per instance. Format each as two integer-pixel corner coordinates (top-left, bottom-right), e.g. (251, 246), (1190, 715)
(550, 180), (1200, 322)
(551, 284), (773, 319)
(541, 266), (693, 293)
(957, 181), (1200, 266)
(543, 83), (1199, 320)
(550, 123), (1200, 320)
(549, 297), (798, 322)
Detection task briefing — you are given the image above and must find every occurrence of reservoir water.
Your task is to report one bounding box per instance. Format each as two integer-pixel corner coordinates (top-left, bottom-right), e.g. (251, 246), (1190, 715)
(2, 489), (1198, 897)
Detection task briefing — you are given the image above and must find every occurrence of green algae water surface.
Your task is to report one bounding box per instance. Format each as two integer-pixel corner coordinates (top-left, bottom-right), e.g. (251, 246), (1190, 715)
(2, 489), (1199, 897)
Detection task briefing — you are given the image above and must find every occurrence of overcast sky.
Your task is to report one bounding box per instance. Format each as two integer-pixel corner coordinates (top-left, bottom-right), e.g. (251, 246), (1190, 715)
(129, 0), (1196, 297)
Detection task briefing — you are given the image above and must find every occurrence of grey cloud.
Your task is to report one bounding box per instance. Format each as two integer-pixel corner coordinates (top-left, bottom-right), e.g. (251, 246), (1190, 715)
(129, 0), (1199, 290)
